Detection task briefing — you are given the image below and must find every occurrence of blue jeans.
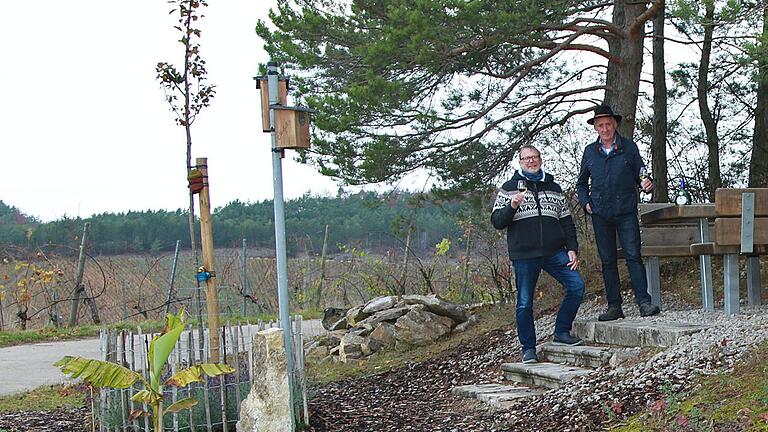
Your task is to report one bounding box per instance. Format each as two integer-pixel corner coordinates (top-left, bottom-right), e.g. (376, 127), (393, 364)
(513, 250), (585, 351)
(591, 212), (652, 307)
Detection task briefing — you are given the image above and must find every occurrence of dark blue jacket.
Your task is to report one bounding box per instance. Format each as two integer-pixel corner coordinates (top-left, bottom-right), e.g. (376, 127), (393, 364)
(576, 134), (645, 218)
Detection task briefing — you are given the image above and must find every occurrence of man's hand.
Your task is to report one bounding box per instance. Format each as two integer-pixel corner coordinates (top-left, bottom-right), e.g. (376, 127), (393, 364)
(510, 191), (525, 209)
(567, 251), (579, 270)
(585, 203), (593, 214)
(641, 178), (654, 193)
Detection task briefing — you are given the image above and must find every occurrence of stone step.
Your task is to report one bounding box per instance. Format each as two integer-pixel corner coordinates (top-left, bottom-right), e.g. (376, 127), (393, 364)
(500, 362), (592, 389)
(451, 384), (543, 408)
(572, 319), (709, 348)
(537, 342), (615, 368)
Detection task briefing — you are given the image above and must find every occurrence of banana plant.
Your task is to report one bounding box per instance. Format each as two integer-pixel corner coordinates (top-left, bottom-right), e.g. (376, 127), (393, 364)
(55, 308), (234, 431)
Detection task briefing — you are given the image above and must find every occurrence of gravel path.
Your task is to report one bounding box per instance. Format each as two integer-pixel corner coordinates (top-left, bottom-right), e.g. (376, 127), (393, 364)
(3, 300), (766, 431)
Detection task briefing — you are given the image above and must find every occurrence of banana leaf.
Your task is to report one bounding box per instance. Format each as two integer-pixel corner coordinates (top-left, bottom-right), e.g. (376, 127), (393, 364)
(165, 397), (198, 413)
(148, 308), (186, 391)
(54, 356), (144, 389)
(165, 363), (235, 387)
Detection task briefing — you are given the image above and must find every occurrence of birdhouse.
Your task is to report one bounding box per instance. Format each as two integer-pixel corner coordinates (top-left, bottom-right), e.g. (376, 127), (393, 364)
(256, 78), (288, 132)
(273, 106), (316, 149)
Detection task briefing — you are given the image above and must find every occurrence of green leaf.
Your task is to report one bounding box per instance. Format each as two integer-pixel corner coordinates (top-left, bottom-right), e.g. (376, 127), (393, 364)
(165, 363), (235, 387)
(165, 397), (198, 413)
(54, 356), (143, 389)
(148, 308), (186, 391)
(129, 389), (162, 406)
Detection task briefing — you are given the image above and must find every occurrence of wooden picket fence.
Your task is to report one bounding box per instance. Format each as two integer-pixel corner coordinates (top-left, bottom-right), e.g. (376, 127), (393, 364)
(96, 317), (314, 431)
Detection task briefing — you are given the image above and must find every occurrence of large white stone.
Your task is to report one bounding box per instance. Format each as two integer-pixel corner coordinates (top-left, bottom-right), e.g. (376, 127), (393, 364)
(237, 328), (292, 432)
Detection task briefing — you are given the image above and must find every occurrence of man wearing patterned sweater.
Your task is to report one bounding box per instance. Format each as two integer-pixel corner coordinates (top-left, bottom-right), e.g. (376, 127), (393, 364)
(491, 144), (585, 364)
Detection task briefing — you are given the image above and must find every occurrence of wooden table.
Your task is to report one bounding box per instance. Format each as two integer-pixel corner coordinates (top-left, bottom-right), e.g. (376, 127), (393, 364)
(638, 204), (716, 311)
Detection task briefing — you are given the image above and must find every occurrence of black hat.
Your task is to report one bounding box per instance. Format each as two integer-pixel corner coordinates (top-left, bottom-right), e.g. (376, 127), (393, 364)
(587, 104), (622, 125)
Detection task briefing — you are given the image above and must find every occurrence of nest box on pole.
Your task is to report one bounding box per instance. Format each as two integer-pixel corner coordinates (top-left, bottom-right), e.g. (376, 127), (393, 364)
(255, 73), (316, 149)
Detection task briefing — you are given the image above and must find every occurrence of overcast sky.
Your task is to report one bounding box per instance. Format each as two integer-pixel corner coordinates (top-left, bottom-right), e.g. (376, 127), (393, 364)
(1, 1), (341, 222)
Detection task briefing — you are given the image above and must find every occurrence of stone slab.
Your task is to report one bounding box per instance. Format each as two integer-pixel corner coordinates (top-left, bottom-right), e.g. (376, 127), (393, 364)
(537, 342), (614, 368)
(572, 319), (709, 348)
(451, 384), (543, 408)
(500, 362), (592, 389)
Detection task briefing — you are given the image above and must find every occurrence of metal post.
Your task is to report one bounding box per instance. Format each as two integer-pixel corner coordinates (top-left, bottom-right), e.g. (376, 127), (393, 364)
(242, 239), (249, 316)
(747, 256), (762, 306)
(645, 256), (661, 308)
(698, 219), (714, 311)
(164, 240), (181, 315)
(267, 61), (296, 429)
(723, 253), (740, 315)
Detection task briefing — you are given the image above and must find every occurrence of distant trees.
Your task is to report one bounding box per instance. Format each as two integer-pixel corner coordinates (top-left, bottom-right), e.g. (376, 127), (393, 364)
(3, 193), (467, 257)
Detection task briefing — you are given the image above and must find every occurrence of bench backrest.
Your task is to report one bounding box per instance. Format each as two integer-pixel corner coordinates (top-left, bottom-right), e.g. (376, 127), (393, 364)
(715, 188), (768, 217)
(714, 188), (768, 248)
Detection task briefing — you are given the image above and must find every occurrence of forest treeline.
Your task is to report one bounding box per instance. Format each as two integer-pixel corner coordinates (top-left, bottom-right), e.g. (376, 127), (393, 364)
(0, 192), (471, 256)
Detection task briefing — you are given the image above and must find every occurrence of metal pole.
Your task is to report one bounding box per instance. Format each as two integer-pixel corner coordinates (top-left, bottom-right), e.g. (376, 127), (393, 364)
(241, 238), (249, 316)
(267, 60), (296, 429)
(164, 240), (181, 315)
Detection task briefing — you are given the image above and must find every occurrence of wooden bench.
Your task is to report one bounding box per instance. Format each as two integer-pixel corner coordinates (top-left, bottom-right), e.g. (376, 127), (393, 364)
(689, 188), (768, 315)
(636, 204), (716, 310)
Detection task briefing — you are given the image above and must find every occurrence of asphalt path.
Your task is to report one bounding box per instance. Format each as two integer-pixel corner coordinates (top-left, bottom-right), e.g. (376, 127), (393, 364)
(0, 319), (326, 396)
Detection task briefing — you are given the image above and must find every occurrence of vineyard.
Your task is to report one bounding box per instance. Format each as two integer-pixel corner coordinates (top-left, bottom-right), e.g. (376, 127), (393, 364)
(0, 240), (522, 331)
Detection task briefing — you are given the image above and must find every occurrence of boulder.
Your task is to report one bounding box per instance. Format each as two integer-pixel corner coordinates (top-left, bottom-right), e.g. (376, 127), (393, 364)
(401, 294), (469, 324)
(394, 305), (453, 346)
(367, 322), (396, 353)
(322, 307), (349, 331)
(362, 295), (398, 314)
(237, 328), (292, 432)
(345, 306), (369, 327)
(357, 306), (410, 327)
(339, 332), (366, 363)
(453, 314), (478, 333)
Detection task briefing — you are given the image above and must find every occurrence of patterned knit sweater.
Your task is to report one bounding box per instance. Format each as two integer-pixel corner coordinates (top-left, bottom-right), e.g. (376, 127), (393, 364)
(491, 170), (579, 260)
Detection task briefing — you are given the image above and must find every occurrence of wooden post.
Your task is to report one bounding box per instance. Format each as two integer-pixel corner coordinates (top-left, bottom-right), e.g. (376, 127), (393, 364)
(196, 157), (221, 362)
(400, 228), (412, 295)
(68, 222), (90, 327)
(315, 224), (329, 308)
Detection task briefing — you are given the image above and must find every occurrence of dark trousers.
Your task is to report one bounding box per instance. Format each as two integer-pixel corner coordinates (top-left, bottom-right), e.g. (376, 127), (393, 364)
(513, 250), (585, 351)
(591, 212), (652, 307)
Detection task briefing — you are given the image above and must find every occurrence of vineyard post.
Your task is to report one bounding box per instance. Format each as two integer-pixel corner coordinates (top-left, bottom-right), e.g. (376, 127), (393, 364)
(196, 157), (221, 362)
(68, 222), (90, 327)
(241, 238), (249, 316)
(315, 224), (329, 308)
(164, 239), (181, 315)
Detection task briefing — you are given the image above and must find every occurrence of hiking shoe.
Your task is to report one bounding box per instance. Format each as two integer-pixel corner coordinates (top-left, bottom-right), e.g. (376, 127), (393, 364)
(639, 302), (661, 317)
(598, 306), (625, 321)
(522, 348), (538, 364)
(553, 332), (583, 346)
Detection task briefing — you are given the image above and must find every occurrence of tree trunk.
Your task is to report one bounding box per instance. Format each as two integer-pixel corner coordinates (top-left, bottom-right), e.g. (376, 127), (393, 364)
(605, 0), (660, 138)
(750, 5), (768, 187)
(698, 2), (721, 201)
(651, 2), (670, 203)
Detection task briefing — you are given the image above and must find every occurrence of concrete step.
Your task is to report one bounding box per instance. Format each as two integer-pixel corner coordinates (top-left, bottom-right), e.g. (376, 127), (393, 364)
(451, 384), (543, 408)
(572, 319), (709, 348)
(538, 342), (614, 368)
(500, 362), (592, 389)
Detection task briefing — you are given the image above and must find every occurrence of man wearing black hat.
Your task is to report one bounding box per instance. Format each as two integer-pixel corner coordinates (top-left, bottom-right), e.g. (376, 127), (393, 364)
(576, 104), (660, 321)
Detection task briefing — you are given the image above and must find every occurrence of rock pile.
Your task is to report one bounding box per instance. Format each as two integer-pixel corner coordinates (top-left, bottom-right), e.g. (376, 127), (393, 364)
(311, 294), (476, 362)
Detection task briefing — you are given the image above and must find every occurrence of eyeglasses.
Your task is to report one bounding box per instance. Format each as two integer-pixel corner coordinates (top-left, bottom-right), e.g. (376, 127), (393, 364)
(519, 155), (540, 162)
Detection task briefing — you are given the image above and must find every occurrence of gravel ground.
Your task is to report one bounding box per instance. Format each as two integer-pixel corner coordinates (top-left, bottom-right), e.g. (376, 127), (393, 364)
(3, 297), (767, 431)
